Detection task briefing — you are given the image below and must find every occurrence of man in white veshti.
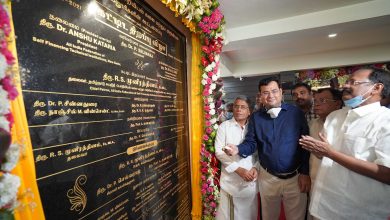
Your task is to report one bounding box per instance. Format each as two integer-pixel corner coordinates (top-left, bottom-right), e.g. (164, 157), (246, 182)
(300, 67), (390, 220)
(307, 88), (342, 220)
(215, 96), (259, 220)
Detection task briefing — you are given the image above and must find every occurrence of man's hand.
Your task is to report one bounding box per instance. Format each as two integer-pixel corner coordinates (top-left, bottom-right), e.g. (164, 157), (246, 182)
(223, 144), (239, 156)
(235, 167), (258, 182)
(299, 133), (333, 158)
(248, 167), (258, 181)
(235, 167), (251, 181)
(298, 174), (311, 193)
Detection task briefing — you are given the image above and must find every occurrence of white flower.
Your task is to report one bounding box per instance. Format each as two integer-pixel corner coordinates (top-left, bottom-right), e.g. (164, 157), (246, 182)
(176, 0), (189, 15)
(0, 54), (7, 79)
(210, 117), (217, 124)
(208, 97), (214, 103)
(214, 55), (220, 63)
(205, 64), (213, 72)
(200, 0), (211, 10)
(0, 173), (20, 209)
(211, 74), (218, 81)
(213, 124), (219, 130)
(202, 73), (208, 79)
(209, 109), (216, 116)
(209, 103), (215, 109)
(208, 88), (212, 94)
(201, 79), (207, 85)
(0, 115), (10, 132)
(210, 62), (216, 69)
(1, 144), (20, 172)
(210, 83), (216, 90)
(0, 87), (10, 115)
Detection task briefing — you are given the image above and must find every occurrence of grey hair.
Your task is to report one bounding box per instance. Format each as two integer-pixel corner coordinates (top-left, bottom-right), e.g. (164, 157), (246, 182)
(234, 95), (253, 112)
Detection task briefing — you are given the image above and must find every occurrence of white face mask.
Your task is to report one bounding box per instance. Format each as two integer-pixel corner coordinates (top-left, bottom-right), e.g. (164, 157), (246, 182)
(267, 107), (282, 118)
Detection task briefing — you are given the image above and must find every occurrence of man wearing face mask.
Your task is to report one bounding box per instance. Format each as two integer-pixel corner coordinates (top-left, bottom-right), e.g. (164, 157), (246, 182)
(220, 103), (234, 123)
(300, 67), (390, 220)
(224, 77), (310, 220)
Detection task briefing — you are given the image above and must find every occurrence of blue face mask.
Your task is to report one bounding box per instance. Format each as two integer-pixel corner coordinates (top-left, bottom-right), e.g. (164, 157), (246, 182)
(343, 86), (373, 108)
(225, 111), (233, 120)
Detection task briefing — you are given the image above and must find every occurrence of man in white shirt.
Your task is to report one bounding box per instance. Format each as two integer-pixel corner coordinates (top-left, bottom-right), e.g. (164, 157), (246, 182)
(300, 67), (390, 220)
(307, 88), (342, 220)
(215, 96), (259, 220)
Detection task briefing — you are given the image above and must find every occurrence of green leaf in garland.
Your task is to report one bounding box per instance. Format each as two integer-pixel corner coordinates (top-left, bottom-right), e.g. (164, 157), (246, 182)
(211, 1), (219, 9)
(0, 211), (15, 220)
(194, 14), (202, 23)
(204, 8), (211, 16)
(206, 138), (214, 146)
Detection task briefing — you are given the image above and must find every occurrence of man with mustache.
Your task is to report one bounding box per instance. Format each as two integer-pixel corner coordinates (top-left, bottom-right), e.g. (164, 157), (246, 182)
(215, 96), (259, 220)
(292, 82), (317, 122)
(300, 67), (390, 220)
(307, 88), (343, 220)
(224, 77), (310, 220)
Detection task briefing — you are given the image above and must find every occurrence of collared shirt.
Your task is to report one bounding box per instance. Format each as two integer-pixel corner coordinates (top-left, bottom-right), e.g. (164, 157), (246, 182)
(310, 102), (390, 220)
(215, 118), (259, 197)
(238, 103), (310, 175)
(305, 106), (318, 122)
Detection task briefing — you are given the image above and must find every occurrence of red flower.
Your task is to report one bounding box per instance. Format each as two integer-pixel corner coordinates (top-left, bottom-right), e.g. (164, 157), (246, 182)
(204, 37), (210, 45)
(0, 40), (15, 65)
(201, 57), (209, 67)
(208, 54), (215, 62)
(202, 46), (210, 54)
(5, 112), (14, 129)
(1, 76), (18, 100)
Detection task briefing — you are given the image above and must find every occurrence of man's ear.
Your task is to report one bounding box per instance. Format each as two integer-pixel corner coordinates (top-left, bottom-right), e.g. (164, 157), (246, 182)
(372, 83), (384, 95)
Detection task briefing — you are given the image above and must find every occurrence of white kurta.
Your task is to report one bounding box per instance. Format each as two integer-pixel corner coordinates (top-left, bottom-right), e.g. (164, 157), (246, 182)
(308, 118), (324, 187)
(215, 118), (258, 220)
(310, 103), (390, 220)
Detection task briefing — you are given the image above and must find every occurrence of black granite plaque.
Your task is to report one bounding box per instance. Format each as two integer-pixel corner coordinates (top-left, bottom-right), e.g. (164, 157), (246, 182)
(12, 0), (191, 219)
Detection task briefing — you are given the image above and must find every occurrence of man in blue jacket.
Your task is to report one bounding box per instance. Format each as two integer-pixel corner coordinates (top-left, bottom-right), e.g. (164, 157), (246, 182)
(224, 76), (311, 220)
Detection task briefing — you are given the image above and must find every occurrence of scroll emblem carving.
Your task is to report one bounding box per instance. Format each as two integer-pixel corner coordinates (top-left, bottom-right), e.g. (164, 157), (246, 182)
(67, 175), (87, 214)
(39, 19), (54, 29)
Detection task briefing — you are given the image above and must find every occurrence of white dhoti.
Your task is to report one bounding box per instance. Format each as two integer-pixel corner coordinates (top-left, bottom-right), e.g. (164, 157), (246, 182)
(216, 189), (258, 220)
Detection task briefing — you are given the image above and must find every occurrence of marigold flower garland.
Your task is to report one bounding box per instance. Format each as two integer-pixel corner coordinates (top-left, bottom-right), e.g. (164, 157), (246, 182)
(162, 0), (225, 219)
(0, 1), (21, 217)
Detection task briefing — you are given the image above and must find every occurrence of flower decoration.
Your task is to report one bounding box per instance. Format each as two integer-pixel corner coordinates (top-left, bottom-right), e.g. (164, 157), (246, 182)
(0, 2), (21, 217)
(163, 0), (225, 218)
(295, 62), (390, 88)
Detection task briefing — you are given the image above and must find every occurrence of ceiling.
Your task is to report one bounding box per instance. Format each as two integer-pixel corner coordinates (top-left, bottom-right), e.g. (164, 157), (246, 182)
(218, 0), (390, 77)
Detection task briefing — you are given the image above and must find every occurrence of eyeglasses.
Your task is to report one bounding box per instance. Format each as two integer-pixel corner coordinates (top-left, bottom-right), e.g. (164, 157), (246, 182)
(233, 105), (249, 110)
(314, 98), (337, 104)
(260, 89), (280, 97)
(344, 79), (372, 86)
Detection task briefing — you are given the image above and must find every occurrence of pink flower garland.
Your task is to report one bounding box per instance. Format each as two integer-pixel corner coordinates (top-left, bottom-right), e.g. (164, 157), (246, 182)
(0, 5), (17, 131)
(0, 3), (20, 213)
(196, 8), (225, 218)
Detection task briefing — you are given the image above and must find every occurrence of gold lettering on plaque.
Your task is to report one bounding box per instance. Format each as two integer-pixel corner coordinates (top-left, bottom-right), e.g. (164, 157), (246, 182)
(39, 19), (54, 29)
(127, 140), (157, 155)
(67, 175), (87, 214)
